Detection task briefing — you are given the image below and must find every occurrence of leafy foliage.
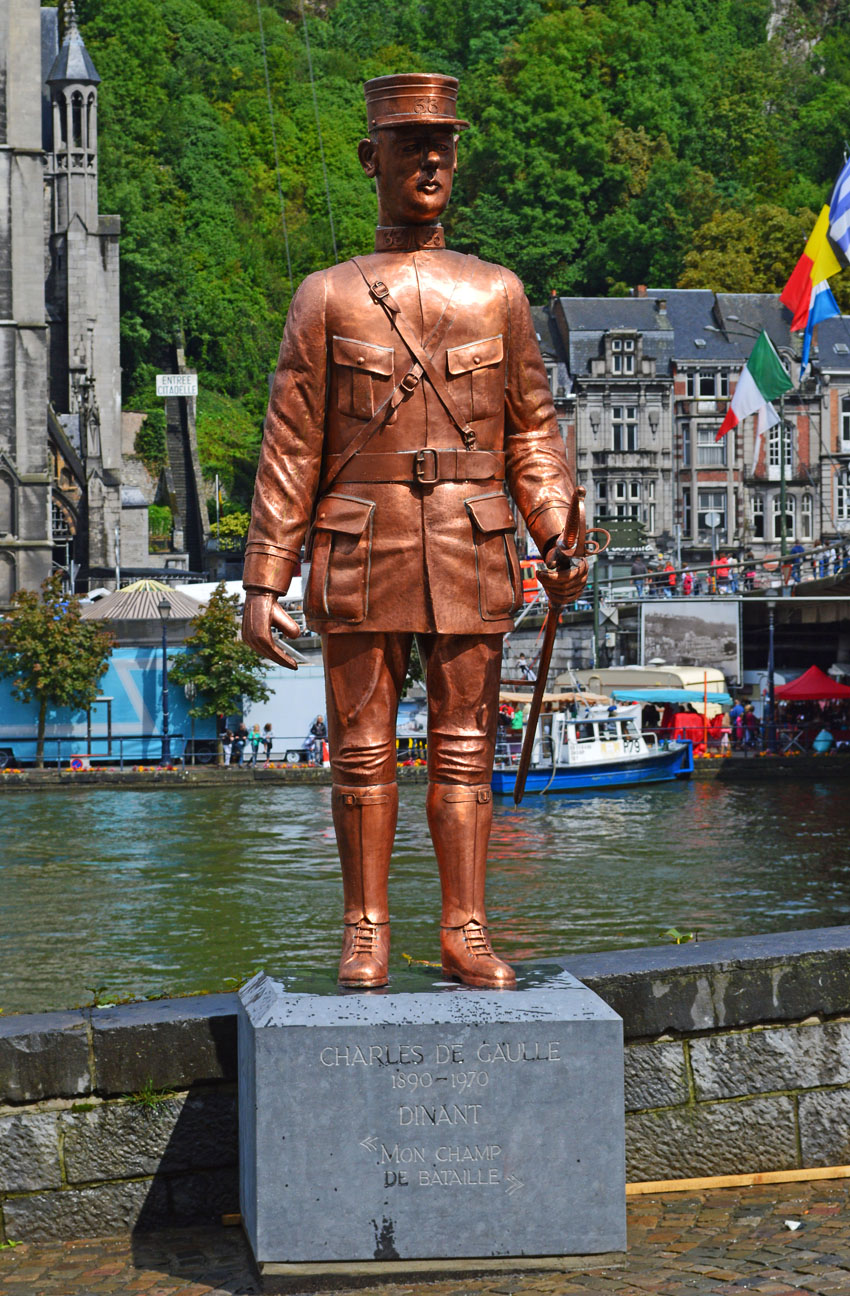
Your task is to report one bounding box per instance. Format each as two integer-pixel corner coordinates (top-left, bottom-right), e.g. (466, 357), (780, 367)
(0, 575), (114, 766)
(211, 511), (251, 551)
(168, 584), (271, 757)
(134, 409), (167, 474)
(148, 504), (173, 539)
(73, 0), (850, 504)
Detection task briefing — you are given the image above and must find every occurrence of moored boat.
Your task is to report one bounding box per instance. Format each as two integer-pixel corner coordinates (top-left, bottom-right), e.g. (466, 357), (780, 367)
(492, 693), (694, 796)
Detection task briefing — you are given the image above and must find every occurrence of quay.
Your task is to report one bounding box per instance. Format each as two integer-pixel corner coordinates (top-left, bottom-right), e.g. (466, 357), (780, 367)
(0, 751), (848, 789)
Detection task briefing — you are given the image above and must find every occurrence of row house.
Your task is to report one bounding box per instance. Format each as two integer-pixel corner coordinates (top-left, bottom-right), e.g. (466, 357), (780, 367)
(535, 288), (850, 561)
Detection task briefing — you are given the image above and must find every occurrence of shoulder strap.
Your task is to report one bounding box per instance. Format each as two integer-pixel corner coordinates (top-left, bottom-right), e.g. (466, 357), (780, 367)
(351, 254), (479, 452)
(320, 254), (478, 493)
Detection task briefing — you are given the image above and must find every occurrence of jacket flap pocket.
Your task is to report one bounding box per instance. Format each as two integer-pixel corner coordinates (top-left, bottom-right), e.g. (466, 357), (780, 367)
(465, 492), (516, 534)
(314, 494), (375, 536)
(446, 334), (504, 376)
(333, 335), (394, 377)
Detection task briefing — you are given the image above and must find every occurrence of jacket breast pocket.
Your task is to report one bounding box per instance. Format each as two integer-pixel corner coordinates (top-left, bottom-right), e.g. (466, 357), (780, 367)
(465, 491), (522, 621)
(305, 494), (375, 625)
(333, 336), (394, 421)
(446, 334), (504, 422)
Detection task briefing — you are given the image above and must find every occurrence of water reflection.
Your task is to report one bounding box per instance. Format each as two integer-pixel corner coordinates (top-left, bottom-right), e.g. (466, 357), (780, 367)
(3, 780), (850, 1012)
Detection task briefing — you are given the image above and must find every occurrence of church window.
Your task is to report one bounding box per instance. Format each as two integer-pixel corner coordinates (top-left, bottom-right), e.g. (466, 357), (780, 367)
(72, 92), (84, 148)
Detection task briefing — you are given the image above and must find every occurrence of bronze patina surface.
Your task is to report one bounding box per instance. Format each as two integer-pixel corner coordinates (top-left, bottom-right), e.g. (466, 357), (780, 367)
(242, 72), (587, 990)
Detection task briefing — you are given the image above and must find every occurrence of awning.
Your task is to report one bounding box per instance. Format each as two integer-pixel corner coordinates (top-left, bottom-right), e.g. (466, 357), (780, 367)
(611, 688), (732, 706)
(774, 665), (850, 701)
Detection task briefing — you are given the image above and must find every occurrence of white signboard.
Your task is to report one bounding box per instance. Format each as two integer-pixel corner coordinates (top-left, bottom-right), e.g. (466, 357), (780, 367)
(156, 373), (198, 397)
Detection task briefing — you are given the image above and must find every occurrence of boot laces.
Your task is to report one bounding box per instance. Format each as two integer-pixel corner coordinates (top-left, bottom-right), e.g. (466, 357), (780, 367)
(351, 921), (378, 953)
(462, 921), (493, 957)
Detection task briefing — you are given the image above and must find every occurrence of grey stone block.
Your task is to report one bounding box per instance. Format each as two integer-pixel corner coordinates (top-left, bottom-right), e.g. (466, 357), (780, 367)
(239, 967), (626, 1265)
(800, 1090), (850, 1166)
(61, 1090), (237, 1183)
(564, 926), (850, 1040)
(624, 1041), (688, 1112)
(691, 1021), (850, 1100)
(0, 1011), (90, 1102)
(91, 994), (237, 1095)
(626, 1095), (797, 1181)
(3, 1179), (170, 1241)
(168, 1166), (240, 1224)
(0, 1111), (60, 1191)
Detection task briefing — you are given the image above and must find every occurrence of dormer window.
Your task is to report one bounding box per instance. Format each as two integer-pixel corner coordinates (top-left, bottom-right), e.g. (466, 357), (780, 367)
(611, 336), (635, 375)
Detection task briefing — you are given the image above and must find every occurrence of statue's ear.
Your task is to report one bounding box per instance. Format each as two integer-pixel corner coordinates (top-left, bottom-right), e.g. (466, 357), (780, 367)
(358, 137), (379, 179)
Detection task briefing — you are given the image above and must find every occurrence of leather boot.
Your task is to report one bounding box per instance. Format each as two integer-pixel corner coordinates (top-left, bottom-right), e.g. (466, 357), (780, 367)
(333, 782), (396, 987)
(427, 782), (516, 990)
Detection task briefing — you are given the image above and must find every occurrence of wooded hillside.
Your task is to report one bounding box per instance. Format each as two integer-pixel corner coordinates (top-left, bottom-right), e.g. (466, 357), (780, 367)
(74, 0), (850, 508)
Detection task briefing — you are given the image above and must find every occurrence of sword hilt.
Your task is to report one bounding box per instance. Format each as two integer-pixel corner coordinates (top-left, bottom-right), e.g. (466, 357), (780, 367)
(550, 487), (610, 568)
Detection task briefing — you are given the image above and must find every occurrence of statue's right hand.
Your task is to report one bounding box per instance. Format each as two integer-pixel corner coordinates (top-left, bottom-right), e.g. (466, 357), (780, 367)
(242, 590), (302, 671)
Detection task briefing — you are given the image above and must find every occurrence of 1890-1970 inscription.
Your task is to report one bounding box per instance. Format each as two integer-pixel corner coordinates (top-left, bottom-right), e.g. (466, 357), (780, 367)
(320, 1037), (563, 1193)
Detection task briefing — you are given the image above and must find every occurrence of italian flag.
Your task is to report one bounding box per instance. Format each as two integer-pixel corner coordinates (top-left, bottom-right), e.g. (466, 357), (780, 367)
(716, 330), (793, 442)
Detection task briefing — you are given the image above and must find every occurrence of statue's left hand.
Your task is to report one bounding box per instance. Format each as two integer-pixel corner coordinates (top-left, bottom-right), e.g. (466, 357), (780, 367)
(242, 590), (302, 670)
(537, 550), (589, 606)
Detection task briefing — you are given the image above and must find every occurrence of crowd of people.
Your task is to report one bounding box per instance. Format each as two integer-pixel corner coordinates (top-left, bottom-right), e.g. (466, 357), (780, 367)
(629, 540), (850, 599)
(218, 715), (328, 766)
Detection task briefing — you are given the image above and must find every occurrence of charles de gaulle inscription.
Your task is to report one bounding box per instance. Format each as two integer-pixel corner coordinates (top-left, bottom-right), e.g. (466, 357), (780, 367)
(318, 1034), (563, 1195)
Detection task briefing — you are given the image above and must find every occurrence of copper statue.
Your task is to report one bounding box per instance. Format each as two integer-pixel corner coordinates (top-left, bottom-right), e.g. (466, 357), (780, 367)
(242, 73), (587, 990)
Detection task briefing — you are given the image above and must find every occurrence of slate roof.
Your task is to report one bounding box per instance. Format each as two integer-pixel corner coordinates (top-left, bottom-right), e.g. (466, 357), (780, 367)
(557, 295), (676, 379)
(552, 288), (850, 380)
(47, 7), (100, 85)
(80, 579), (201, 623)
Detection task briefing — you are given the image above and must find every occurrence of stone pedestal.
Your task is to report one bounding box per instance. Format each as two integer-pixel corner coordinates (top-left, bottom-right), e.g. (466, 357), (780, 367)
(238, 964), (626, 1275)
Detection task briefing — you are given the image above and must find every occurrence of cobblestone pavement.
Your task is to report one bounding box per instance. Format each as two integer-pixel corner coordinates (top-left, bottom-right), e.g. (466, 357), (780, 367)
(2, 1182), (850, 1296)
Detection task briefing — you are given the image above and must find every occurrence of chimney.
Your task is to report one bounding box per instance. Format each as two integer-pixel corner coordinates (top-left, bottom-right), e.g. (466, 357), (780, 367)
(549, 288), (557, 316)
(655, 298), (667, 316)
(634, 284), (647, 298)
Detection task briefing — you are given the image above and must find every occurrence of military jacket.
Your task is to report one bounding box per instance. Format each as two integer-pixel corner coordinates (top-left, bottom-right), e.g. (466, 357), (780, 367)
(244, 228), (575, 635)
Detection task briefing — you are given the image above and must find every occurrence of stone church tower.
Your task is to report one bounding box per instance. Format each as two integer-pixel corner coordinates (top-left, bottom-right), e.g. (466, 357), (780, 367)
(0, 0), (53, 600)
(0, 0), (147, 601)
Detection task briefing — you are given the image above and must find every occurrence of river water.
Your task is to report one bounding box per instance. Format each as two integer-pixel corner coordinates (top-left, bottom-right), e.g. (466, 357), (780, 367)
(4, 780), (849, 1014)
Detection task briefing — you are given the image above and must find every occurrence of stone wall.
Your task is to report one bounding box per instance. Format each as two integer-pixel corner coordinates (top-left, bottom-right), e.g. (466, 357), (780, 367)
(2, 927), (850, 1242)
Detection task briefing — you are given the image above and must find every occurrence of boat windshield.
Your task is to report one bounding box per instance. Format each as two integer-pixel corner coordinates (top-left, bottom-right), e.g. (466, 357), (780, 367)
(573, 722), (595, 742)
(601, 719), (620, 739)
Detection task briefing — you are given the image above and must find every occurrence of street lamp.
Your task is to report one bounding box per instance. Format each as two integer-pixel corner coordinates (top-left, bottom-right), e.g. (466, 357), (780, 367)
(158, 595), (172, 765)
(766, 598), (776, 753)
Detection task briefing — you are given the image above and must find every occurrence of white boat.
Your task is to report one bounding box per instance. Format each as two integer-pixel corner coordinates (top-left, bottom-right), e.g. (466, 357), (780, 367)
(492, 694), (694, 795)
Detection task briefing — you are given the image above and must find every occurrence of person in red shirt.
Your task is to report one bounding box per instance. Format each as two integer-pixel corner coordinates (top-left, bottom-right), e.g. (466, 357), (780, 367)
(664, 560), (677, 597)
(682, 565), (694, 596)
(716, 553), (730, 593)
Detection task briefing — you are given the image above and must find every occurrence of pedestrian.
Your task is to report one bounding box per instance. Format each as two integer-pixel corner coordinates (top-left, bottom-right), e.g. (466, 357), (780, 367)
(517, 653), (534, 681)
(249, 723), (262, 766)
(262, 722), (273, 763)
(743, 704), (759, 749)
(729, 698), (744, 750)
(664, 560), (676, 598)
(789, 542), (804, 584)
(744, 550), (757, 591)
(309, 713), (327, 764)
(511, 705), (524, 734)
(221, 729), (232, 766)
(630, 554), (648, 599)
(682, 565), (694, 596)
(716, 553), (730, 594)
(230, 730), (245, 765)
(727, 554), (739, 594)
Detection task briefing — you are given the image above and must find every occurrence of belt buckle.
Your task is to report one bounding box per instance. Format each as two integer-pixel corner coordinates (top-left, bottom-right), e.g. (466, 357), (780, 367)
(370, 280), (389, 301)
(414, 447), (438, 484)
(399, 370), (420, 395)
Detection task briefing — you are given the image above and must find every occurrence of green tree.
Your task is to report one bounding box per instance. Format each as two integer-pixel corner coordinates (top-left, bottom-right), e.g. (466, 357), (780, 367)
(0, 575), (114, 768)
(168, 583), (271, 763)
(211, 511), (251, 552)
(678, 205), (818, 294)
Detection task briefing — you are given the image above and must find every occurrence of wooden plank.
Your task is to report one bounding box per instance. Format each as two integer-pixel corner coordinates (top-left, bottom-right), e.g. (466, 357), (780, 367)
(626, 1165), (850, 1196)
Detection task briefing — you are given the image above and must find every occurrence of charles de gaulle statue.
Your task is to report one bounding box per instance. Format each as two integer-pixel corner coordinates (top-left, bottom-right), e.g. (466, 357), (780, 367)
(242, 74), (587, 991)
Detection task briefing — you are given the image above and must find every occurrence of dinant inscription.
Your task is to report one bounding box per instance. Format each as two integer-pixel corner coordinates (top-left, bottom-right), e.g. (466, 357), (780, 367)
(343, 1034), (563, 1193)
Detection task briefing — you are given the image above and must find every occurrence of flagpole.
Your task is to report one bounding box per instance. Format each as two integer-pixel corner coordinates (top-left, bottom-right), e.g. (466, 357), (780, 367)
(780, 393), (788, 558)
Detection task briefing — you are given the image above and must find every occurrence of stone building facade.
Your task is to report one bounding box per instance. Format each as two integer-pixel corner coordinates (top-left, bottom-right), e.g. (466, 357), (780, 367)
(539, 286), (850, 562)
(0, 0), (152, 602)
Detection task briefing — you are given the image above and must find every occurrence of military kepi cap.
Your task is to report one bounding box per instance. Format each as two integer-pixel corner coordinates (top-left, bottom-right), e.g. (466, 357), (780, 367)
(364, 74), (469, 131)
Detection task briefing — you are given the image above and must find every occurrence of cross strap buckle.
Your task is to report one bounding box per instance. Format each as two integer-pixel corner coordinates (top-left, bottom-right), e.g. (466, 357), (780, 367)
(399, 370), (420, 395)
(370, 280), (390, 301)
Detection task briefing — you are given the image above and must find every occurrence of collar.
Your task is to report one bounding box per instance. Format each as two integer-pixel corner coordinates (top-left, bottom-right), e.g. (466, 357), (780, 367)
(375, 224), (446, 251)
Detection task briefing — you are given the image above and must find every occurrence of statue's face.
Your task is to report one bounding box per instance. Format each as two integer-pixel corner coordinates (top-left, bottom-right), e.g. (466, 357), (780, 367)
(359, 126), (458, 225)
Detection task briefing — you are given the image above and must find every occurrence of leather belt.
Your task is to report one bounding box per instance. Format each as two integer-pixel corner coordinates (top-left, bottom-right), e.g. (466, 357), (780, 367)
(327, 448), (505, 485)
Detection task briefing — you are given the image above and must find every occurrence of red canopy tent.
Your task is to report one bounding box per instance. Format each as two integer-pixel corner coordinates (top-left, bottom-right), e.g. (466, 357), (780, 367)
(774, 665), (850, 701)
